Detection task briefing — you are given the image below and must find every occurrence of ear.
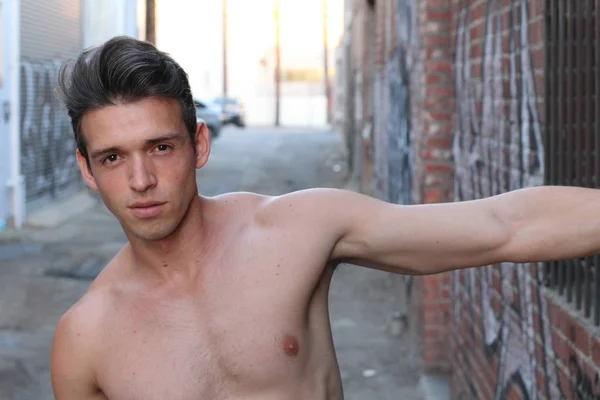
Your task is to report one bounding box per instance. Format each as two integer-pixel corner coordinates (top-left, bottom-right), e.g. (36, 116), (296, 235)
(76, 150), (99, 191)
(193, 121), (211, 169)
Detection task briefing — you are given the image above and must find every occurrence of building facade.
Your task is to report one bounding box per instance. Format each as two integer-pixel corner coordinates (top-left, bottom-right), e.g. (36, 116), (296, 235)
(338, 0), (600, 398)
(0, 0), (145, 230)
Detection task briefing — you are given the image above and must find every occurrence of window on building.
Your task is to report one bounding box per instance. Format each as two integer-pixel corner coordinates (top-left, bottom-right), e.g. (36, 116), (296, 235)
(544, 0), (600, 325)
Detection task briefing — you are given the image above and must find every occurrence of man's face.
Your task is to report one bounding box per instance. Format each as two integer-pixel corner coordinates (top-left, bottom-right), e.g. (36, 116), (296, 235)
(77, 97), (210, 241)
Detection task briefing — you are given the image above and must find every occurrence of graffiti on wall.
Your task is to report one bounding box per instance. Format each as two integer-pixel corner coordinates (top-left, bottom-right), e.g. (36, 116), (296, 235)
(568, 355), (600, 399)
(452, 0), (562, 399)
(373, 0), (417, 205)
(20, 57), (81, 203)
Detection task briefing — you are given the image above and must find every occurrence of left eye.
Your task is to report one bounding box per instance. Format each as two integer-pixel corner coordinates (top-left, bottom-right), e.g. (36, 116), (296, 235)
(157, 144), (170, 151)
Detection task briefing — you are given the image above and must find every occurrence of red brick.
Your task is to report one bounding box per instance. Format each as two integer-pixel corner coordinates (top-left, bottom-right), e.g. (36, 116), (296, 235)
(529, 18), (543, 47)
(424, 46), (453, 59)
(423, 121), (454, 137)
(470, 1), (487, 22)
(470, 41), (483, 59)
(424, 188), (442, 204)
(530, 46), (544, 70)
(428, 111), (453, 122)
(422, 148), (451, 162)
(553, 329), (569, 364)
(424, 173), (445, 187)
(532, 308), (541, 335)
(530, 0), (544, 18)
(531, 282), (539, 305)
(426, 137), (454, 149)
(423, 99), (454, 112)
(470, 20), (486, 39)
(443, 188), (454, 201)
(548, 300), (559, 322)
(557, 307), (571, 337)
(422, 34), (452, 48)
(536, 339), (545, 367)
(534, 367), (546, 393)
(507, 385), (523, 400)
(571, 321), (591, 355)
(591, 336), (600, 366)
(425, 275), (441, 289)
(425, 86), (455, 99)
(424, 60), (453, 74)
(423, 9), (453, 22)
(425, 0), (447, 9)
(424, 310), (445, 325)
(425, 163), (452, 174)
(558, 367), (570, 398)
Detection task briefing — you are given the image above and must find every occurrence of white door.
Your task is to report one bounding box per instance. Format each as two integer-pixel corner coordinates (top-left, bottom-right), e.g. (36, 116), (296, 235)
(0, 0), (10, 229)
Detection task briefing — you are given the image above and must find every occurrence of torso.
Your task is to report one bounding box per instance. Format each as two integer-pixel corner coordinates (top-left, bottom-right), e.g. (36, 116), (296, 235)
(78, 193), (344, 400)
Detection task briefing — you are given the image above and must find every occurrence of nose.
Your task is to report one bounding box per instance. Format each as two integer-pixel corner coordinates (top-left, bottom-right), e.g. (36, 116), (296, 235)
(128, 155), (157, 193)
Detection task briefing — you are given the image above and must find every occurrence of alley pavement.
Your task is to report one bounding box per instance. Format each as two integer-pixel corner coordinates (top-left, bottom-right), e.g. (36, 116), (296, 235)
(0, 126), (422, 399)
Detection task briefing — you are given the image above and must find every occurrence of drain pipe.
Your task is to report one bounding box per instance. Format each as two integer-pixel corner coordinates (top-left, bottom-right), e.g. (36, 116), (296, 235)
(7, 0), (24, 229)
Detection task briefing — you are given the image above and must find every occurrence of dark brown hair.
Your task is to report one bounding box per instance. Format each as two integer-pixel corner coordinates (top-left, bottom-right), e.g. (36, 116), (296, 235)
(56, 36), (197, 165)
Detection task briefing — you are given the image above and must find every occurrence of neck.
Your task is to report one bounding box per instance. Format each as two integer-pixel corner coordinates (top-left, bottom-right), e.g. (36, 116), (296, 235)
(125, 194), (213, 284)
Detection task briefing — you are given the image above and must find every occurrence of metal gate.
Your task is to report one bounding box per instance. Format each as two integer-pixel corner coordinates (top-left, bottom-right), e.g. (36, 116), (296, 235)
(544, 0), (600, 325)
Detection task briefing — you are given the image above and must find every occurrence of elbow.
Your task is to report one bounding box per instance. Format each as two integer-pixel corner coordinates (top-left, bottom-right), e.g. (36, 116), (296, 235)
(494, 217), (534, 264)
(489, 196), (528, 261)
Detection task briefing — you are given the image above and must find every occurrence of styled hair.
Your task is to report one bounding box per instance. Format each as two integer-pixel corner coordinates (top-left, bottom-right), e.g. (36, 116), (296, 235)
(56, 36), (197, 165)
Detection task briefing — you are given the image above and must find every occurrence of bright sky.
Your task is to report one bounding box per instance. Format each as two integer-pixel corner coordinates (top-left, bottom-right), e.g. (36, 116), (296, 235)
(156, 0), (343, 101)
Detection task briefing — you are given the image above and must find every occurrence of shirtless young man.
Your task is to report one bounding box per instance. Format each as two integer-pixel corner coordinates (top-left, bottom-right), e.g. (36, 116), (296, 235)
(50, 35), (600, 400)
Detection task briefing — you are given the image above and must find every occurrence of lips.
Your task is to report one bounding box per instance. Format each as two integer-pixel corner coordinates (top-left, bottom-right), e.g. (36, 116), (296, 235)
(128, 202), (166, 219)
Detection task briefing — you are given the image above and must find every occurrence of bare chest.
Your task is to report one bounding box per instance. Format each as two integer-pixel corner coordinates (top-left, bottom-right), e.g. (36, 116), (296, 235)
(97, 293), (310, 399)
(94, 226), (339, 399)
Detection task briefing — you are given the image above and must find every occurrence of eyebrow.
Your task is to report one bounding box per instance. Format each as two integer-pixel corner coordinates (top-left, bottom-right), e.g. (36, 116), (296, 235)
(90, 133), (186, 159)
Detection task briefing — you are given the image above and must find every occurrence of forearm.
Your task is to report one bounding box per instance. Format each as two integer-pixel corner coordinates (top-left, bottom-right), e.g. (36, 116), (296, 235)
(496, 186), (600, 263)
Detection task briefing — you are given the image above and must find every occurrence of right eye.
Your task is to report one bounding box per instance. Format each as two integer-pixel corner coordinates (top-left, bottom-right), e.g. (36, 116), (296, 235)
(103, 154), (119, 164)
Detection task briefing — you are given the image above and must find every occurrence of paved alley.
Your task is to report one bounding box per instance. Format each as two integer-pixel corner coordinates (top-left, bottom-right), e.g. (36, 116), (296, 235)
(0, 127), (422, 399)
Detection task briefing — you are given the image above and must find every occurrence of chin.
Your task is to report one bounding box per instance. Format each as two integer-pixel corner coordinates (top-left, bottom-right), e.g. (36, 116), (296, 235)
(124, 219), (180, 242)
(133, 229), (174, 242)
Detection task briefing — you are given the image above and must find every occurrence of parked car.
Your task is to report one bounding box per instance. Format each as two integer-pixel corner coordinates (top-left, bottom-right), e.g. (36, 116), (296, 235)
(210, 97), (246, 127)
(194, 98), (222, 139)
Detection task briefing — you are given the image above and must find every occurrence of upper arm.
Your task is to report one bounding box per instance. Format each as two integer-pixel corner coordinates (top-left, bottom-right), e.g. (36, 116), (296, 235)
(51, 306), (104, 400)
(328, 189), (513, 274)
(268, 188), (512, 275)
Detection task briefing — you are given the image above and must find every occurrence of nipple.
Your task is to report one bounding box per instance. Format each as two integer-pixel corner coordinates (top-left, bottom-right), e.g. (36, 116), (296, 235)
(281, 335), (300, 357)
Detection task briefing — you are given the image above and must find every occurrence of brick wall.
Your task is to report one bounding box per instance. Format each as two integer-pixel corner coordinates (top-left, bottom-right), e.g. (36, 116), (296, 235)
(342, 0), (600, 396)
(411, 0), (455, 372)
(450, 1), (600, 399)
(366, 0), (455, 372)
(450, 0), (548, 397)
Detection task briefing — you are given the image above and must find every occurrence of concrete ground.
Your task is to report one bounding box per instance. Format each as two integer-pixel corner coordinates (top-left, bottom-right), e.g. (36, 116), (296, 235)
(0, 126), (423, 399)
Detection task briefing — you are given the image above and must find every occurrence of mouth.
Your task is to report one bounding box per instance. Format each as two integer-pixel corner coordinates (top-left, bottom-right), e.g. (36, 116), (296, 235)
(128, 202), (166, 219)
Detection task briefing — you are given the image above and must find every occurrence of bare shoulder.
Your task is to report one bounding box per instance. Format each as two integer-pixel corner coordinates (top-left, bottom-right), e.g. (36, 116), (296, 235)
(211, 191), (270, 209)
(210, 188), (376, 243)
(255, 188), (367, 226)
(51, 283), (111, 398)
(211, 188), (361, 219)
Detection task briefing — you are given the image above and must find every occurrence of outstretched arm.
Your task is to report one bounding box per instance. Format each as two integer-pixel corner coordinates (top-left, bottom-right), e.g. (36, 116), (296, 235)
(276, 186), (600, 275)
